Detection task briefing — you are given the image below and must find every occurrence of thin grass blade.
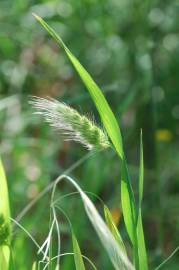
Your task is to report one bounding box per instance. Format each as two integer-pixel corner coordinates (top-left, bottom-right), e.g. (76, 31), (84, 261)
(121, 160), (140, 269)
(137, 131), (148, 270)
(104, 205), (127, 255)
(72, 231), (86, 270)
(139, 131), (144, 205)
(121, 160), (136, 245)
(154, 246), (179, 270)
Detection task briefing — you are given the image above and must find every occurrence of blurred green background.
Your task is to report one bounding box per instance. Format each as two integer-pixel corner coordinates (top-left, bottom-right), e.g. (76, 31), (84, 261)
(0, 0), (179, 269)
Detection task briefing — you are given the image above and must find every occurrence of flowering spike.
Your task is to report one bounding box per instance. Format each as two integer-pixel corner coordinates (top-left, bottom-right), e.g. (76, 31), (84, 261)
(30, 97), (110, 150)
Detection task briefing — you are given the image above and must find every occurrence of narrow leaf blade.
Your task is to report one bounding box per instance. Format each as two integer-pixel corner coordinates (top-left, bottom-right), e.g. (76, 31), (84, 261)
(104, 205), (127, 255)
(137, 132), (148, 270)
(137, 211), (148, 270)
(139, 130), (144, 204)
(72, 232), (86, 270)
(121, 160), (136, 244)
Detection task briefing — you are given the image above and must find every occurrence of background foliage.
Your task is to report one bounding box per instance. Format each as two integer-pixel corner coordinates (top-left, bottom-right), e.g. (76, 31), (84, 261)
(0, 0), (179, 269)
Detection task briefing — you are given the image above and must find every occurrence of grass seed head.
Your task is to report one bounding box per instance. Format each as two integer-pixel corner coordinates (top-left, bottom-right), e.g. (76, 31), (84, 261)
(30, 97), (110, 150)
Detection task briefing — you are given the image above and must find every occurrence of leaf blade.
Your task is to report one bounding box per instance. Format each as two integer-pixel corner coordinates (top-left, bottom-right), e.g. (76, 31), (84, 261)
(72, 231), (86, 270)
(137, 132), (148, 270)
(121, 160), (136, 244)
(139, 130), (144, 205)
(104, 205), (127, 255)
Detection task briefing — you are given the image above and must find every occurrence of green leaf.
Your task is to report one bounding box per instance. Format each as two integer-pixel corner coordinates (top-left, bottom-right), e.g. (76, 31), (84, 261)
(137, 211), (148, 270)
(121, 160), (136, 245)
(32, 13), (123, 159)
(121, 160), (140, 269)
(139, 131), (144, 205)
(104, 205), (127, 255)
(72, 232), (86, 270)
(136, 131), (148, 270)
(0, 157), (11, 270)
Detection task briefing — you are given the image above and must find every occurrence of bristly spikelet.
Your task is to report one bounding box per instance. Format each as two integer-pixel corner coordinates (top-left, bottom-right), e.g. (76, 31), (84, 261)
(30, 97), (110, 150)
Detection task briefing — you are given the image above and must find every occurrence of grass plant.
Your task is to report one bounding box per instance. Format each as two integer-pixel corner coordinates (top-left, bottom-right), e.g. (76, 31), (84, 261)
(0, 13), (178, 270)
(31, 13), (146, 270)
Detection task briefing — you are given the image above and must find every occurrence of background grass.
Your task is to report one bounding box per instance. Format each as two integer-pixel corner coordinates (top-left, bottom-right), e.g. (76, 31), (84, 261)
(0, 0), (179, 269)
